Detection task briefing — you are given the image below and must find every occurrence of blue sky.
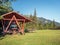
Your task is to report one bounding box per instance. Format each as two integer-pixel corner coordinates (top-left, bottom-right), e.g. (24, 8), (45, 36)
(12, 0), (60, 23)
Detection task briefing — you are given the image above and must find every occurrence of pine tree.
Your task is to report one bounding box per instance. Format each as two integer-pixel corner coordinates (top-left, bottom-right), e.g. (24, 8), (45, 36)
(33, 8), (37, 21)
(32, 8), (38, 30)
(50, 20), (56, 29)
(0, 0), (17, 15)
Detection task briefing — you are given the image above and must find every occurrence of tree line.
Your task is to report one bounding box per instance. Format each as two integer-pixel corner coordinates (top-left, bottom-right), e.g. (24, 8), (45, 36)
(24, 9), (60, 31)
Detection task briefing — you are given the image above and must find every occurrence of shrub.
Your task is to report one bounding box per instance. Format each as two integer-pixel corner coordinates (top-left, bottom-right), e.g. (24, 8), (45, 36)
(24, 29), (29, 33)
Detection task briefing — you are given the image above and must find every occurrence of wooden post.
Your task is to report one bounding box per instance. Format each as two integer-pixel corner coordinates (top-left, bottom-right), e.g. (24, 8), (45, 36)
(21, 20), (25, 35)
(2, 20), (4, 32)
(2, 20), (6, 35)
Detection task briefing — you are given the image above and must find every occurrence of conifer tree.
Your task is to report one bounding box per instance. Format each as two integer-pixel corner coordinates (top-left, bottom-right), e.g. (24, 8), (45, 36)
(0, 0), (16, 15)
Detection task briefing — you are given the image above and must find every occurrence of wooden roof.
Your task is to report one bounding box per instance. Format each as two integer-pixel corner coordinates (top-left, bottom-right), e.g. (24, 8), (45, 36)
(2, 11), (32, 22)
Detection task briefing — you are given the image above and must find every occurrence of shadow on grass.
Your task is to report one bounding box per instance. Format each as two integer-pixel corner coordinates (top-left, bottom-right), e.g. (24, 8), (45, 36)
(0, 32), (5, 40)
(24, 29), (36, 33)
(0, 35), (5, 40)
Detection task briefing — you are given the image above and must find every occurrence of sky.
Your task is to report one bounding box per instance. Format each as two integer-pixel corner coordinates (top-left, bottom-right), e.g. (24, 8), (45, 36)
(12, 0), (60, 23)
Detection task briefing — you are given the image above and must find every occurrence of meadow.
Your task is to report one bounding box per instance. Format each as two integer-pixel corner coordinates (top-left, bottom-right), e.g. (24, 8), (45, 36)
(0, 30), (60, 45)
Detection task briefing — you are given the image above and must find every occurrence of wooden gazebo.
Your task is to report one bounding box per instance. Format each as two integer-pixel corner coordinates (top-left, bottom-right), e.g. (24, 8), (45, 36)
(1, 12), (31, 34)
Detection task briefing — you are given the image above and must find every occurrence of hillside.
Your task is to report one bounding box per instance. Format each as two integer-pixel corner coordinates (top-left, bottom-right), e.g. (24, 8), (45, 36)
(37, 17), (60, 26)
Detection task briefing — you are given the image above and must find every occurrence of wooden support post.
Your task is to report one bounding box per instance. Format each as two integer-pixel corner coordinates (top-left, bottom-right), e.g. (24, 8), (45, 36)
(2, 20), (4, 32)
(21, 20), (25, 35)
(3, 20), (6, 32)
(2, 20), (6, 35)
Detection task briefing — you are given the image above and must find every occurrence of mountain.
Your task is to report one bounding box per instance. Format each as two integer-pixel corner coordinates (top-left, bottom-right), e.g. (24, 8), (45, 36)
(37, 17), (60, 26)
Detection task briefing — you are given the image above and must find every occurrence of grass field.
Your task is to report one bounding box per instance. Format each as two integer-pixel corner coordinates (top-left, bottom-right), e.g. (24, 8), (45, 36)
(0, 30), (60, 45)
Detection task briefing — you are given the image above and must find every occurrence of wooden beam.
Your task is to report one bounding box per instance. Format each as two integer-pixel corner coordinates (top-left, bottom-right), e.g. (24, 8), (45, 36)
(5, 16), (13, 32)
(13, 16), (21, 32)
(3, 18), (25, 21)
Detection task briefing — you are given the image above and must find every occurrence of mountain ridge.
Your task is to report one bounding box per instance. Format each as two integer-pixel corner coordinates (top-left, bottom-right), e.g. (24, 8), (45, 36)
(37, 17), (60, 26)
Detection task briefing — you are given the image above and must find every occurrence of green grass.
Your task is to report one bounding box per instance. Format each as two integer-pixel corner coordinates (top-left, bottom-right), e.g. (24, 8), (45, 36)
(0, 30), (60, 45)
